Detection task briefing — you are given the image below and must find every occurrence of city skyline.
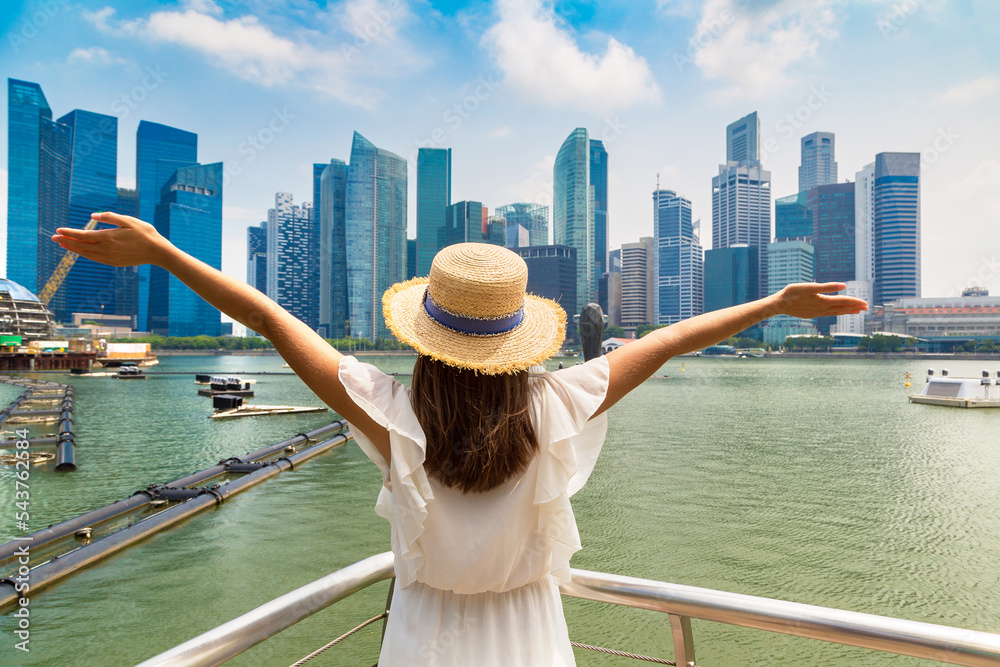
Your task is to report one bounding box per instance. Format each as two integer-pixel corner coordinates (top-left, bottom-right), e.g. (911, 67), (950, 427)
(0, 1), (996, 305)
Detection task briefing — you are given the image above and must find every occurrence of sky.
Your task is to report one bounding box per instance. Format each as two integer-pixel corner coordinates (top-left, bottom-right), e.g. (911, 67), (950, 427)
(1, 0), (998, 306)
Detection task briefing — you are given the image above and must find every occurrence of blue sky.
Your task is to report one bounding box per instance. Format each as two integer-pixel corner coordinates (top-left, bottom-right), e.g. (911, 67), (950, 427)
(2, 0), (998, 302)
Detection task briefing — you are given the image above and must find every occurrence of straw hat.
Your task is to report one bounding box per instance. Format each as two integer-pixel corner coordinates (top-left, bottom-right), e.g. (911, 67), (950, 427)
(383, 243), (566, 374)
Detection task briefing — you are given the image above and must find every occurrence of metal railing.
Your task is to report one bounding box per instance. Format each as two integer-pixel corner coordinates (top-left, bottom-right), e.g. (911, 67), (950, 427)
(135, 551), (1000, 667)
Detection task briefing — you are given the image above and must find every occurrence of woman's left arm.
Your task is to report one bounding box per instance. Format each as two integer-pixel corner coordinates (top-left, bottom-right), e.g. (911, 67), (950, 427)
(53, 212), (391, 461)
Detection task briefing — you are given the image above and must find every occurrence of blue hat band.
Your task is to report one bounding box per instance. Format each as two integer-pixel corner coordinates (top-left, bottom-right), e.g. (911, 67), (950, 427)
(423, 288), (524, 337)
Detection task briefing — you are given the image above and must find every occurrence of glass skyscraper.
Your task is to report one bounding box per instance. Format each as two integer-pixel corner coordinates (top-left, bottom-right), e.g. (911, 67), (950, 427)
(726, 112), (760, 164)
(149, 163), (223, 336)
(495, 203), (548, 246)
(247, 221), (267, 293)
(653, 189), (703, 326)
(266, 193), (315, 328)
(774, 191), (812, 241)
(319, 159), (348, 338)
(799, 131), (838, 192)
(554, 128), (595, 315)
(58, 109), (119, 323)
(704, 245), (758, 316)
(345, 132), (407, 341)
(589, 139), (608, 275)
(873, 152), (920, 305)
(762, 240), (817, 345)
(136, 121), (198, 331)
(807, 182), (855, 284)
(416, 147), (452, 276)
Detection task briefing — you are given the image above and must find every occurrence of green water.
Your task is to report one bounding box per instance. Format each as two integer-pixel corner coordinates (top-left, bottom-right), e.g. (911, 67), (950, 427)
(1, 354), (999, 666)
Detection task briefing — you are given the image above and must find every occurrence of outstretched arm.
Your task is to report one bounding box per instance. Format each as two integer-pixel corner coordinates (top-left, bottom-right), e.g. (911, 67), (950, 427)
(594, 283), (868, 416)
(52, 212), (391, 460)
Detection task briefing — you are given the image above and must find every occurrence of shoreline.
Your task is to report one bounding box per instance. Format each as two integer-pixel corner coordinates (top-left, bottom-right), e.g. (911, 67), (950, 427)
(153, 349), (418, 357)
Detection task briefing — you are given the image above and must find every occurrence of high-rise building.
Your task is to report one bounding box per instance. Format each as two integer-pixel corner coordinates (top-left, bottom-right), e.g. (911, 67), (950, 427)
(266, 192), (316, 328)
(606, 248), (622, 326)
(704, 245), (758, 315)
(36, 103), (72, 321)
(653, 189), (703, 326)
(406, 239), (417, 280)
(136, 121), (198, 331)
(590, 139), (608, 275)
(762, 240), (817, 345)
(726, 112), (760, 165)
(58, 110), (119, 324)
(345, 132), (407, 341)
(774, 191), (812, 241)
(115, 188), (139, 325)
(247, 221), (267, 293)
(842, 161), (878, 335)
(495, 203), (548, 246)
(416, 147), (452, 276)
(713, 112), (770, 302)
(318, 159), (348, 338)
(807, 182), (855, 284)
(832, 280), (873, 335)
(798, 131), (838, 192)
(620, 237), (654, 329)
(873, 152), (920, 305)
(445, 201), (484, 245)
(149, 163), (223, 336)
(515, 245), (577, 321)
(505, 223), (530, 249)
(711, 162), (770, 299)
(554, 129), (596, 314)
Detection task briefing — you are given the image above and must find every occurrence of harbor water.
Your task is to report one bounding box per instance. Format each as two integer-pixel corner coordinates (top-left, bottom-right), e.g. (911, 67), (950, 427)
(1, 354), (999, 666)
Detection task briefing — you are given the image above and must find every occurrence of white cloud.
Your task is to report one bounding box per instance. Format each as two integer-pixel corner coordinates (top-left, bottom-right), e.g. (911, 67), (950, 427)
(81, 1), (424, 107)
(503, 154), (556, 216)
(482, 0), (661, 114)
(486, 126), (512, 139)
(934, 76), (1000, 107)
(66, 46), (132, 67)
(689, 0), (840, 101)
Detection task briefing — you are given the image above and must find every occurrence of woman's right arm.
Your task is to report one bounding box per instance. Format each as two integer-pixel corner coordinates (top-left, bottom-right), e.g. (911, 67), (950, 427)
(52, 212), (392, 462)
(593, 283), (868, 416)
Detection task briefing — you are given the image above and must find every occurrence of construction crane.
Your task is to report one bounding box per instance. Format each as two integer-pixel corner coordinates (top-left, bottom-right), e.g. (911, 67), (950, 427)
(39, 216), (101, 306)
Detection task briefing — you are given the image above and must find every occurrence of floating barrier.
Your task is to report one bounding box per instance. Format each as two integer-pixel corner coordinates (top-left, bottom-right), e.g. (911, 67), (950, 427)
(0, 420), (351, 611)
(0, 376), (76, 470)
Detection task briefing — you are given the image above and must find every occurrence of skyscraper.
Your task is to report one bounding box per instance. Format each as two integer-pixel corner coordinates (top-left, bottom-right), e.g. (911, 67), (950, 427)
(807, 182), (855, 284)
(873, 152), (920, 305)
(515, 245), (577, 320)
(774, 191), (812, 241)
(712, 112), (771, 301)
(266, 193), (316, 328)
(798, 131), (838, 192)
(726, 112), (760, 164)
(318, 159), (348, 339)
(495, 203), (548, 246)
(136, 121), (198, 331)
(416, 148), (452, 276)
(445, 201), (491, 246)
(58, 109), (119, 323)
(554, 128), (595, 315)
(247, 221), (267, 293)
(620, 237), (654, 328)
(149, 163), (223, 336)
(653, 189), (703, 326)
(762, 240), (817, 345)
(590, 139), (608, 275)
(115, 188), (139, 325)
(704, 245), (758, 316)
(345, 132), (407, 341)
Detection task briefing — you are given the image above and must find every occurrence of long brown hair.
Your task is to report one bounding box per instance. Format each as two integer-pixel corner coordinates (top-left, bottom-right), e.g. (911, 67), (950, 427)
(411, 355), (538, 493)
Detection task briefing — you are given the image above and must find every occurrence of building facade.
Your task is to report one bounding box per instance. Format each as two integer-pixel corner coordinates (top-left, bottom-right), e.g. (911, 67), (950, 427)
(345, 132), (407, 341)
(653, 189), (703, 326)
(620, 237), (654, 328)
(318, 159), (348, 338)
(149, 163), (223, 336)
(726, 112), (760, 164)
(136, 121), (198, 331)
(704, 244), (758, 315)
(873, 152), (920, 306)
(554, 128), (595, 315)
(711, 162), (771, 300)
(807, 182), (855, 284)
(515, 245), (577, 321)
(867, 295), (1000, 338)
(416, 147), (452, 276)
(266, 192), (316, 329)
(762, 240), (818, 345)
(247, 221), (267, 293)
(590, 139), (608, 275)
(495, 203), (548, 247)
(774, 191), (812, 241)
(798, 131), (838, 192)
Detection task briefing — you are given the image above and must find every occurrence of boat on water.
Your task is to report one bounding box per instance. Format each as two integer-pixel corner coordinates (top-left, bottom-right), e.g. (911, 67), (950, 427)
(197, 376), (255, 397)
(208, 393), (327, 419)
(114, 364), (146, 380)
(909, 369), (1000, 408)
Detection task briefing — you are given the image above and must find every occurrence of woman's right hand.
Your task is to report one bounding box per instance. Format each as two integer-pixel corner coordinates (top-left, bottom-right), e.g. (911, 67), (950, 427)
(776, 282), (868, 319)
(51, 212), (174, 268)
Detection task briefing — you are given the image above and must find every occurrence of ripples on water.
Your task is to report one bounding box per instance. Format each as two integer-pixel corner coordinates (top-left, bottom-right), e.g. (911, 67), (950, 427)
(1, 354), (998, 666)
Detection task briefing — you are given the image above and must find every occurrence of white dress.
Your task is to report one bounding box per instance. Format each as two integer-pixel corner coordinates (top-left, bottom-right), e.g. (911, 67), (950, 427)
(338, 355), (611, 667)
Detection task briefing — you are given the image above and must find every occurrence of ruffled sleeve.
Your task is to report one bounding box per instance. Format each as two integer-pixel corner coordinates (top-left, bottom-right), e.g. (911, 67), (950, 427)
(529, 355), (611, 585)
(337, 356), (434, 584)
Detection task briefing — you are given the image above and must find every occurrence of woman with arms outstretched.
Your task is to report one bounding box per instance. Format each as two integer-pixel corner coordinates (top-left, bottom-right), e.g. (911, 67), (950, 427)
(53, 212), (866, 666)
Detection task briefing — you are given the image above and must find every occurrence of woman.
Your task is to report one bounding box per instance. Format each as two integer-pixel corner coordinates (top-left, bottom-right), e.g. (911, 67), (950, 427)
(53, 212), (866, 665)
